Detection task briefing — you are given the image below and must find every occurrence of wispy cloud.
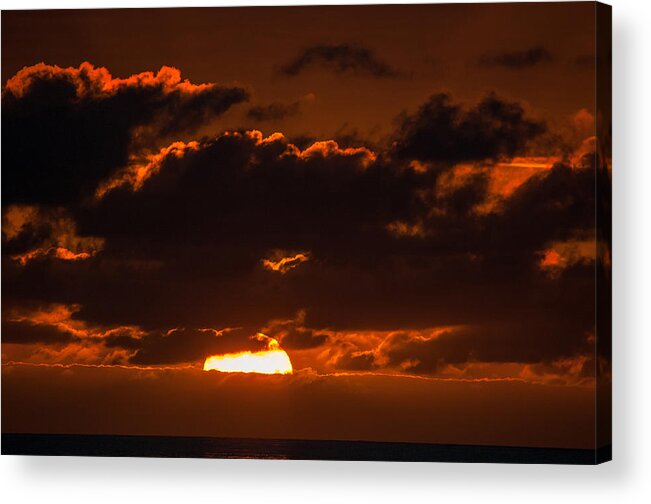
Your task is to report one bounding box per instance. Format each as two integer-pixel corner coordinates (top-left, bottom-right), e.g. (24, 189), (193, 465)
(280, 43), (400, 78)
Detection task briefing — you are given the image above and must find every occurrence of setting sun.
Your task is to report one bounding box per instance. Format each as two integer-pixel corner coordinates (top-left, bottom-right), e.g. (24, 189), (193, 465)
(203, 337), (293, 375)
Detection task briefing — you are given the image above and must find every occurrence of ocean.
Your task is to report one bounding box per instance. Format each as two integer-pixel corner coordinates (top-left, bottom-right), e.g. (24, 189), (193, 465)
(1, 433), (610, 464)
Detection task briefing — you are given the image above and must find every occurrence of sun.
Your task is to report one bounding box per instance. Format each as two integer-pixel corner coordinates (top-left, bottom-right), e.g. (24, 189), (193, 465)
(203, 336), (293, 375)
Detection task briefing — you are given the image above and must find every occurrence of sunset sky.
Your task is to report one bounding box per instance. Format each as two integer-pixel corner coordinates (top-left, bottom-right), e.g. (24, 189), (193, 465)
(2, 3), (610, 450)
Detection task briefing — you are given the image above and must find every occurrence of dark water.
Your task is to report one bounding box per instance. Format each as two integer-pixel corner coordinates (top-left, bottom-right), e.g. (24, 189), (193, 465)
(2, 433), (609, 464)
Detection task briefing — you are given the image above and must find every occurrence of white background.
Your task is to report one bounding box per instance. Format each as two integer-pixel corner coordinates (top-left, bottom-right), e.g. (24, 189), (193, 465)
(1, 0), (649, 502)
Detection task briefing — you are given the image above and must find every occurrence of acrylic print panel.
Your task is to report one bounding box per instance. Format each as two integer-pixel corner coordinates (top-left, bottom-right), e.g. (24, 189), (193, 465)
(1, 2), (611, 464)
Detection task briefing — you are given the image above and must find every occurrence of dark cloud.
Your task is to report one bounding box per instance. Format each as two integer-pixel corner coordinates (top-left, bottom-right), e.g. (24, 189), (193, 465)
(5, 134), (595, 359)
(102, 331), (143, 351)
(280, 328), (328, 350)
(1, 62), (248, 206)
(1, 319), (76, 345)
(263, 314), (329, 350)
(438, 171), (489, 216)
(373, 311), (595, 375)
(247, 101), (301, 122)
(280, 44), (400, 78)
(78, 130), (410, 261)
(479, 46), (553, 69)
(392, 93), (546, 164)
(333, 349), (377, 371)
(489, 163), (596, 256)
(49, 130), (419, 330)
(128, 328), (269, 365)
(2, 205), (104, 263)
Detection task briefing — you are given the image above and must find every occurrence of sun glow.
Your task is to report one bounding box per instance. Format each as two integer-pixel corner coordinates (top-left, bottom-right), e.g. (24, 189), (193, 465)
(203, 337), (293, 375)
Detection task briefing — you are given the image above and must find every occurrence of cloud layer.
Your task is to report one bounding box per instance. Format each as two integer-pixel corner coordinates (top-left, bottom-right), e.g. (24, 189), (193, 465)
(2, 62), (248, 205)
(2, 62), (604, 387)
